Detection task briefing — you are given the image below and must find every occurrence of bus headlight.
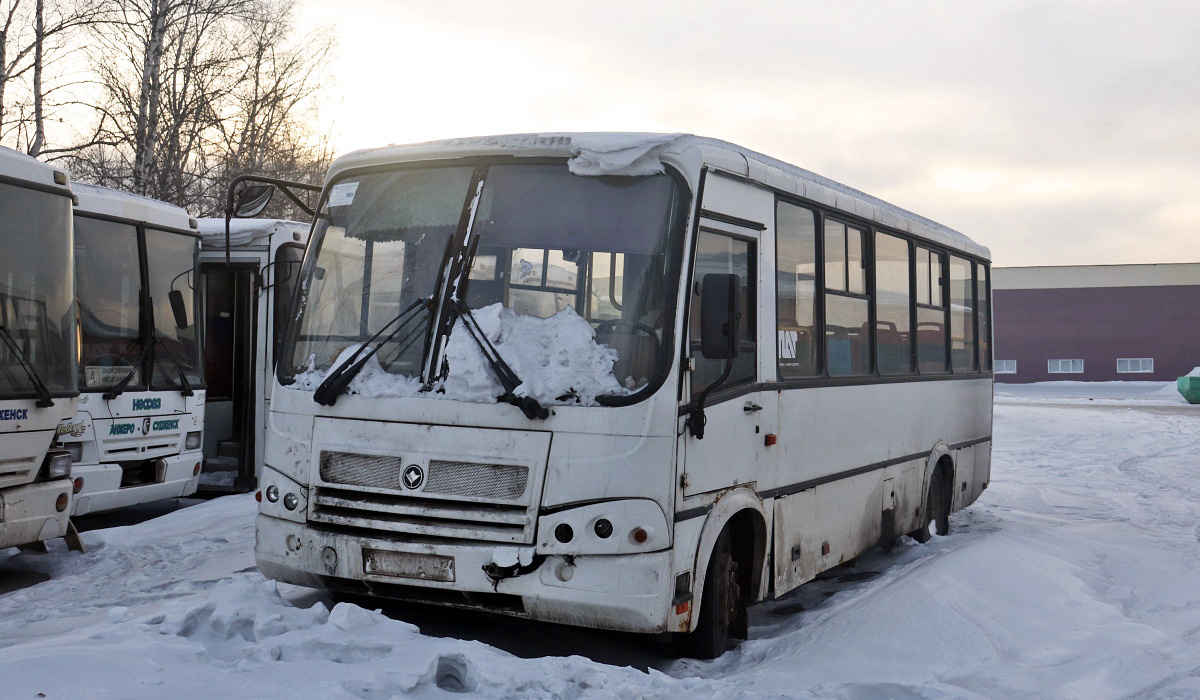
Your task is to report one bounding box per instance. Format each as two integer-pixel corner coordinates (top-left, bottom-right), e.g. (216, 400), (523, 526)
(185, 431), (202, 450)
(65, 442), (83, 462)
(45, 451), (72, 480)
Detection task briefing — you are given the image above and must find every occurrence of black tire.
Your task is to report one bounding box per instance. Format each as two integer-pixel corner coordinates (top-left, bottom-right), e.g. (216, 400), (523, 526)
(910, 468), (950, 543)
(673, 529), (746, 659)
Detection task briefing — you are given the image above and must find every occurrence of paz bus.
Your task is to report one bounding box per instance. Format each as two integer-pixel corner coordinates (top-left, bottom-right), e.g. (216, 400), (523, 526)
(251, 133), (993, 658)
(57, 184), (205, 516)
(196, 217), (310, 492)
(0, 147), (78, 550)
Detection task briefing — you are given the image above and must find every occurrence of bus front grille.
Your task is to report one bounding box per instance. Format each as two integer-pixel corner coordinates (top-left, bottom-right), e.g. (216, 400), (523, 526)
(308, 486), (533, 544)
(320, 451), (530, 501)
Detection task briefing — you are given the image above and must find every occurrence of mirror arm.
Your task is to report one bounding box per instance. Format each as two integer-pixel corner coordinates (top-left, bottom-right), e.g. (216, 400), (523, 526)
(687, 356), (734, 440)
(223, 174), (322, 267)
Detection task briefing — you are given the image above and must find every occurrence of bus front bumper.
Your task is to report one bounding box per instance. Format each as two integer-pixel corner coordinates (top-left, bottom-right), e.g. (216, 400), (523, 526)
(71, 452), (202, 516)
(0, 478), (72, 549)
(255, 513), (672, 634)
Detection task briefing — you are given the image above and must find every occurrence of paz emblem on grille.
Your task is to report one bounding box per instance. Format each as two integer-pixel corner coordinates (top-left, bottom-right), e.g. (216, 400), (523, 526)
(401, 464), (424, 490)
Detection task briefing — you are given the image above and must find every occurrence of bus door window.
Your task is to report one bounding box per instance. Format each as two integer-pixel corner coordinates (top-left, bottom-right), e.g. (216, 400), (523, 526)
(690, 230), (756, 394)
(949, 255), (976, 372)
(823, 219), (870, 376)
(776, 201), (818, 378)
(875, 232), (913, 374)
(916, 247), (947, 372)
(271, 244), (304, 366)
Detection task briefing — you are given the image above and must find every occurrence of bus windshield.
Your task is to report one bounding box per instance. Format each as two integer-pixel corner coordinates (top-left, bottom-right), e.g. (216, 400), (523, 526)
(75, 217), (202, 390)
(0, 182), (76, 397)
(281, 162), (685, 405)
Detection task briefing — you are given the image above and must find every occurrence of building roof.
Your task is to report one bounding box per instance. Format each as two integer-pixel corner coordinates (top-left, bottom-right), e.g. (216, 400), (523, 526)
(994, 263), (1200, 290)
(327, 133), (989, 260)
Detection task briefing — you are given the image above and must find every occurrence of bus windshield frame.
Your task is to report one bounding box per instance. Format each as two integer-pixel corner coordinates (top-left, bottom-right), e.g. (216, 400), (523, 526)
(0, 180), (77, 400)
(75, 213), (203, 392)
(278, 158), (690, 408)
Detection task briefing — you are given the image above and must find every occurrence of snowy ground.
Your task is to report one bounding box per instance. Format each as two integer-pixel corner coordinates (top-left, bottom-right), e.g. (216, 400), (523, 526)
(1, 382), (1198, 699)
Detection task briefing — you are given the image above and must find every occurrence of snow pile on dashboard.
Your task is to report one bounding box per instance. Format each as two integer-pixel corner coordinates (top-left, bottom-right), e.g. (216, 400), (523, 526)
(291, 304), (626, 406)
(441, 303), (625, 406)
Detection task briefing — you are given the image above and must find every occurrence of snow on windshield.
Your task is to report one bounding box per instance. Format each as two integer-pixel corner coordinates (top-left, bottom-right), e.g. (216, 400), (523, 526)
(291, 304), (627, 407)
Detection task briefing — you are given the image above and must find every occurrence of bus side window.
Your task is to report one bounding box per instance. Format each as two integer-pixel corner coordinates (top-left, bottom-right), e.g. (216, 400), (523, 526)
(776, 201), (818, 378)
(690, 230), (755, 394)
(977, 264), (991, 371)
(949, 255), (976, 372)
(875, 232), (913, 374)
(916, 247), (947, 372)
(824, 219), (870, 376)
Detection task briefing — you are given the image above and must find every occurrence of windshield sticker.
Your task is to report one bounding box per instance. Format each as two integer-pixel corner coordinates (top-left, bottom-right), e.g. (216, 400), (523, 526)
(778, 330), (799, 360)
(132, 397), (162, 411)
(328, 182), (359, 207)
(85, 366), (138, 387)
(0, 409), (29, 421)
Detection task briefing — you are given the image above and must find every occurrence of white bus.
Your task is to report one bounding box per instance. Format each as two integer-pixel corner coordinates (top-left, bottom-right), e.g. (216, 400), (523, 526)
(58, 184), (205, 516)
(196, 218), (310, 492)
(253, 134), (993, 658)
(0, 147), (78, 550)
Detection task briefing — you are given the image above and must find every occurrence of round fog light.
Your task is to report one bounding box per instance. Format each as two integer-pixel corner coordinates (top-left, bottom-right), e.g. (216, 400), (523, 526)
(554, 523), (574, 543)
(55, 493), (69, 512)
(73, 477), (84, 494)
(593, 518), (613, 539)
(265, 485), (279, 502)
(283, 493), (299, 511)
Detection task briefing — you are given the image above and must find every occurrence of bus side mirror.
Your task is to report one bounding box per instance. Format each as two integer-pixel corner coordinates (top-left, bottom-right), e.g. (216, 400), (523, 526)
(234, 184), (275, 218)
(700, 273), (741, 360)
(168, 289), (189, 329)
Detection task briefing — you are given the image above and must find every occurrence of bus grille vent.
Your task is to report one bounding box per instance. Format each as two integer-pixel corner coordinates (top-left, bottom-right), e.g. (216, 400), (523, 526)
(320, 451), (405, 490)
(426, 460), (528, 500)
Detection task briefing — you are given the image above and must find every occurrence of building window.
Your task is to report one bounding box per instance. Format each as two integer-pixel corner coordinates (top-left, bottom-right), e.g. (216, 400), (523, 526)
(1117, 358), (1153, 373)
(995, 360), (1016, 374)
(1048, 359), (1083, 374)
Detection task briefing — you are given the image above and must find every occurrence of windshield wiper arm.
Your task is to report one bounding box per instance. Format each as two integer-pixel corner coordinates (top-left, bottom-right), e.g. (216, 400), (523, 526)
(313, 297), (432, 406)
(151, 337), (195, 397)
(103, 338), (153, 401)
(451, 303), (548, 420)
(0, 325), (55, 407)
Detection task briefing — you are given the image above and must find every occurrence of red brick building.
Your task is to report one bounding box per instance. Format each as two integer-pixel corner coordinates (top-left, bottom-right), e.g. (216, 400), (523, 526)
(992, 263), (1200, 383)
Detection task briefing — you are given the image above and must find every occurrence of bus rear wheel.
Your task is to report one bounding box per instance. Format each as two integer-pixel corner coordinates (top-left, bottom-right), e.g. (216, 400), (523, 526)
(910, 468), (950, 543)
(673, 528), (746, 659)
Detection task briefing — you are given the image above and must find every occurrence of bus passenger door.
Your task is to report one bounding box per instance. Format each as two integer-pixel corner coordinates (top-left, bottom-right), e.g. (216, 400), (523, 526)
(681, 192), (775, 499)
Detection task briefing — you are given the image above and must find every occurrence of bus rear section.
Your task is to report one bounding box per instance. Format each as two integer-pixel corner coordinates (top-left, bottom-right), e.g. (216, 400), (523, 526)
(0, 148), (79, 548)
(59, 185), (205, 516)
(251, 133), (994, 658)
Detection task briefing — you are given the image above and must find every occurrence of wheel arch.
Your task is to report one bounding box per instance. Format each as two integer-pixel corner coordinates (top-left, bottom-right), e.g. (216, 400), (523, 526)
(684, 488), (768, 633)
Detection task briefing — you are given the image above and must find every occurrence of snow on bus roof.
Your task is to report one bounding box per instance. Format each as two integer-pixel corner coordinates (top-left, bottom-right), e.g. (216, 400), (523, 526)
(73, 182), (195, 232)
(196, 217), (310, 249)
(0, 145), (68, 190)
(329, 133), (989, 260)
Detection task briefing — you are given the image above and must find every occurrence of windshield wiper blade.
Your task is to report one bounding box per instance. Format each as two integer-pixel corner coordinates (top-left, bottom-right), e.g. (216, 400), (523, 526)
(103, 338), (153, 401)
(314, 297), (431, 406)
(151, 337), (195, 397)
(0, 325), (55, 407)
(451, 303), (548, 420)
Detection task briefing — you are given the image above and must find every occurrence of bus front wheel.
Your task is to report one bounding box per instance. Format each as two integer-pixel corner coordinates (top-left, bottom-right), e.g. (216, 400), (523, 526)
(910, 468), (950, 544)
(673, 528), (746, 659)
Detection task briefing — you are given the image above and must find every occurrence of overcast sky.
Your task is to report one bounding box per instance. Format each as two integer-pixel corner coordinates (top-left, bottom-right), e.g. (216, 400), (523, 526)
(299, 0), (1200, 267)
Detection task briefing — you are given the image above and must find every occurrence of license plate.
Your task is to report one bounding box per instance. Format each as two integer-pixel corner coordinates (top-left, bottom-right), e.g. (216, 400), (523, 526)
(362, 549), (455, 582)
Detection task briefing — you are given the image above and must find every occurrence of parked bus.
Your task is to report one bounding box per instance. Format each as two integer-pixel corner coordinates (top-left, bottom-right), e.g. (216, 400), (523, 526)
(58, 184), (205, 516)
(252, 134), (993, 658)
(0, 147), (79, 549)
(196, 218), (310, 492)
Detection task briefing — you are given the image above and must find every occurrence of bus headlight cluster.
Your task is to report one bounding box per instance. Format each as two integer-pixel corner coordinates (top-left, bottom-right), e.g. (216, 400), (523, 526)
(536, 499), (669, 556)
(283, 493), (299, 511)
(258, 467), (308, 523)
(185, 431), (202, 450)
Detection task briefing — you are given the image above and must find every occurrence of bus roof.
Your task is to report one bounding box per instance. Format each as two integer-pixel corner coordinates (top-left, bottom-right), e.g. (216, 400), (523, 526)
(73, 182), (196, 233)
(0, 145), (69, 191)
(196, 218), (310, 249)
(327, 133), (989, 261)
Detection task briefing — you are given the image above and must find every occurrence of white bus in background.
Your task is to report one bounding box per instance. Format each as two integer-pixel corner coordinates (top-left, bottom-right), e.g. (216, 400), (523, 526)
(58, 185), (205, 516)
(252, 133), (993, 658)
(0, 147), (79, 550)
(196, 218), (310, 492)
